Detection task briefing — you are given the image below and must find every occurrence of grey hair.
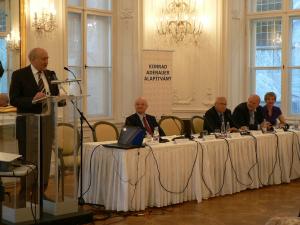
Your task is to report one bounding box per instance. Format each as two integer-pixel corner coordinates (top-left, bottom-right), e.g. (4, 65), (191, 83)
(28, 48), (46, 62)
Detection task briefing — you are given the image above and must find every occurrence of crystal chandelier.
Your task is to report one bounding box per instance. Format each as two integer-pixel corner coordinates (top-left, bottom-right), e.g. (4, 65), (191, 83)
(31, 3), (56, 34)
(6, 31), (20, 50)
(157, 0), (203, 45)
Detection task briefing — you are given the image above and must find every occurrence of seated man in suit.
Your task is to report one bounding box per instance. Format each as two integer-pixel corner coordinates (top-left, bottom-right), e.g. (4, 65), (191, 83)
(203, 96), (237, 133)
(232, 94), (264, 130)
(125, 97), (165, 136)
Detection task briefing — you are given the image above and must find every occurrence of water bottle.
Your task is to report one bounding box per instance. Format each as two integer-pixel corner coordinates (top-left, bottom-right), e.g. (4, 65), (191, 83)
(153, 127), (160, 142)
(226, 122), (231, 137)
(262, 119), (267, 133)
(221, 121), (226, 134)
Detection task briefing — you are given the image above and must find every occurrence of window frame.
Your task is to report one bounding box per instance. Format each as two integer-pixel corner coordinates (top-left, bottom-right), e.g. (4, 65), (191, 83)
(246, 0), (300, 118)
(65, 0), (114, 119)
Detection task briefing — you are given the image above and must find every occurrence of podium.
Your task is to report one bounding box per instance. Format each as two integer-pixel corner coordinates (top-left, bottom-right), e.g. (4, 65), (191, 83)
(37, 95), (80, 216)
(0, 94), (81, 223)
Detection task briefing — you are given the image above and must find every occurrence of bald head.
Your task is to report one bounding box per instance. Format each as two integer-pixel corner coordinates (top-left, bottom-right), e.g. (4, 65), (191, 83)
(135, 97), (148, 115)
(214, 97), (227, 113)
(28, 48), (49, 71)
(247, 94), (260, 111)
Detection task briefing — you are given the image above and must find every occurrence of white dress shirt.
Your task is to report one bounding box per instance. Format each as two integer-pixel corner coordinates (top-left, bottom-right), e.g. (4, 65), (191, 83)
(31, 64), (50, 96)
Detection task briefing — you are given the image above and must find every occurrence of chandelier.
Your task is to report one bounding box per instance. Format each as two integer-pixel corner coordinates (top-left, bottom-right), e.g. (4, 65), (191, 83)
(157, 0), (203, 45)
(31, 2), (56, 34)
(6, 31), (20, 50)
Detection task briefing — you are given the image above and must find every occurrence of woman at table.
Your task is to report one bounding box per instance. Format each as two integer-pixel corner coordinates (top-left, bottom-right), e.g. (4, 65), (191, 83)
(262, 92), (286, 127)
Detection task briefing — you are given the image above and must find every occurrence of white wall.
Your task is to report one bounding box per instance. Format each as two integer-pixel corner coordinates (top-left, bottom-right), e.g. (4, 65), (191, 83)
(142, 0), (242, 118)
(25, 0), (65, 80)
(222, 0), (246, 110)
(21, 0), (246, 140)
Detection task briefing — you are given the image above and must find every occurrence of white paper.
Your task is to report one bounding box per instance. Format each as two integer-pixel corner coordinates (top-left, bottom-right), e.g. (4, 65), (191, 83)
(0, 152), (22, 162)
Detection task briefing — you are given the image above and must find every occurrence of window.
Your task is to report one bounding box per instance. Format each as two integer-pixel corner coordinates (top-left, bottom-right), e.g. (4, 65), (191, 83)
(67, 0), (113, 118)
(291, 0), (300, 9)
(248, 0), (282, 13)
(248, 0), (300, 116)
(0, 0), (7, 32)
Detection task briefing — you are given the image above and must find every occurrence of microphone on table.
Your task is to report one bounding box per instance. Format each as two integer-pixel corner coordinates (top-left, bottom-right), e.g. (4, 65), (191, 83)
(64, 66), (82, 94)
(282, 123), (289, 132)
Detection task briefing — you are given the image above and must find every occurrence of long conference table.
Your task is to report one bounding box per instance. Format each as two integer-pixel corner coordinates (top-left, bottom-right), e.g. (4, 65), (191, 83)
(81, 131), (300, 211)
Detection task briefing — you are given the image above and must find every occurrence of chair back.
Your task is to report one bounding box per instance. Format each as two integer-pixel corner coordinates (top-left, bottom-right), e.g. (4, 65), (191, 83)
(93, 121), (119, 142)
(190, 116), (204, 134)
(159, 116), (184, 136)
(57, 123), (79, 156)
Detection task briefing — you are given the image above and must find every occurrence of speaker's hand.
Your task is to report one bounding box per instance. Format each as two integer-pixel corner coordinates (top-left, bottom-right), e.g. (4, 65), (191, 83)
(33, 92), (46, 100)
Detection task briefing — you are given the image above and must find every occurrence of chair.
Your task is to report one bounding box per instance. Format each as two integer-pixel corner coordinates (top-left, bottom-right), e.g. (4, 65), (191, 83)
(57, 123), (80, 197)
(159, 116), (184, 136)
(190, 116), (204, 134)
(92, 121), (119, 142)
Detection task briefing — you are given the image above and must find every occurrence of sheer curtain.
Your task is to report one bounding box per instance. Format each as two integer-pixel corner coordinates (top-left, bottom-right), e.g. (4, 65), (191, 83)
(67, 0), (113, 117)
(68, 12), (82, 97)
(86, 15), (112, 117)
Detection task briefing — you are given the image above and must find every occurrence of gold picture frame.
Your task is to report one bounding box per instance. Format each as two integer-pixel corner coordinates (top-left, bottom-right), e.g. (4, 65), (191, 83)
(20, 0), (26, 67)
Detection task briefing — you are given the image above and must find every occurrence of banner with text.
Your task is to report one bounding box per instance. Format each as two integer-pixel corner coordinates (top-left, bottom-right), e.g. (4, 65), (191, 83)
(142, 50), (173, 117)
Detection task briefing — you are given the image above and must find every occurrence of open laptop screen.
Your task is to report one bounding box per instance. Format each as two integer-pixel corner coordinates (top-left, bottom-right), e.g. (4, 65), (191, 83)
(118, 126), (145, 146)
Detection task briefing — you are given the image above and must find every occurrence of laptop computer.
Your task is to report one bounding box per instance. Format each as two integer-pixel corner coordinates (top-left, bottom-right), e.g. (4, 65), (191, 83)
(102, 126), (146, 149)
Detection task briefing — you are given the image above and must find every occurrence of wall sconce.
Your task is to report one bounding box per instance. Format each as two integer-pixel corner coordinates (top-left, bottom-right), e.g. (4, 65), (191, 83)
(30, 0), (57, 34)
(6, 31), (20, 50)
(157, 0), (204, 45)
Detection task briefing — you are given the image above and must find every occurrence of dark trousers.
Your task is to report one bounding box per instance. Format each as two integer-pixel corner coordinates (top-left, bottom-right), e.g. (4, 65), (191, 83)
(17, 114), (54, 195)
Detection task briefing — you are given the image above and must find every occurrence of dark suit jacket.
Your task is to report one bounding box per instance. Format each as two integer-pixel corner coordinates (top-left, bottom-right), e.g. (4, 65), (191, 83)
(232, 102), (264, 130)
(9, 65), (59, 114)
(203, 107), (236, 133)
(125, 113), (166, 136)
(9, 65), (60, 140)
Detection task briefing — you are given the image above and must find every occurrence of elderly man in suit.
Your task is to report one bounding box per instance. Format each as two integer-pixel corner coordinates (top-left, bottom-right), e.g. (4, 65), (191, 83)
(125, 96), (165, 136)
(232, 94), (264, 130)
(9, 48), (60, 202)
(203, 96), (237, 133)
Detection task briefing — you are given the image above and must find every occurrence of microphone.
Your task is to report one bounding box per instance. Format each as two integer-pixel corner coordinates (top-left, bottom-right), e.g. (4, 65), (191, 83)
(64, 67), (82, 94)
(51, 79), (82, 84)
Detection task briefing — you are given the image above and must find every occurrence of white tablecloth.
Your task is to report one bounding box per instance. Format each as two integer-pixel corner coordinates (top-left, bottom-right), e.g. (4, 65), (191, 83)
(81, 131), (300, 211)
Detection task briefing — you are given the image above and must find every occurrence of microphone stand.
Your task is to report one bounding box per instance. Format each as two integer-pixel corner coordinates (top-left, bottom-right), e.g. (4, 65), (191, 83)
(60, 69), (93, 205)
(64, 67), (82, 94)
(76, 106), (93, 205)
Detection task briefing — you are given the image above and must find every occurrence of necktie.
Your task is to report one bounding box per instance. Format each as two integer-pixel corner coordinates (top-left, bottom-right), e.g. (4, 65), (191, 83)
(37, 71), (48, 113)
(250, 111), (255, 125)
(143, 116), (153, 135)
(220, 113), (224, 123)
(37, 71), (45, 93)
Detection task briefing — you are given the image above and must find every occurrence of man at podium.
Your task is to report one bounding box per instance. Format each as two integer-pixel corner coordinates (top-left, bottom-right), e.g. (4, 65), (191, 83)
(9, 48), (60, 200)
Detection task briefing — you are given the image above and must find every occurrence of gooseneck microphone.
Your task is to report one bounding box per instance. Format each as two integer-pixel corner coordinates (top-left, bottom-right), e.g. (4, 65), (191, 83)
(64, 67), (82, 94)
